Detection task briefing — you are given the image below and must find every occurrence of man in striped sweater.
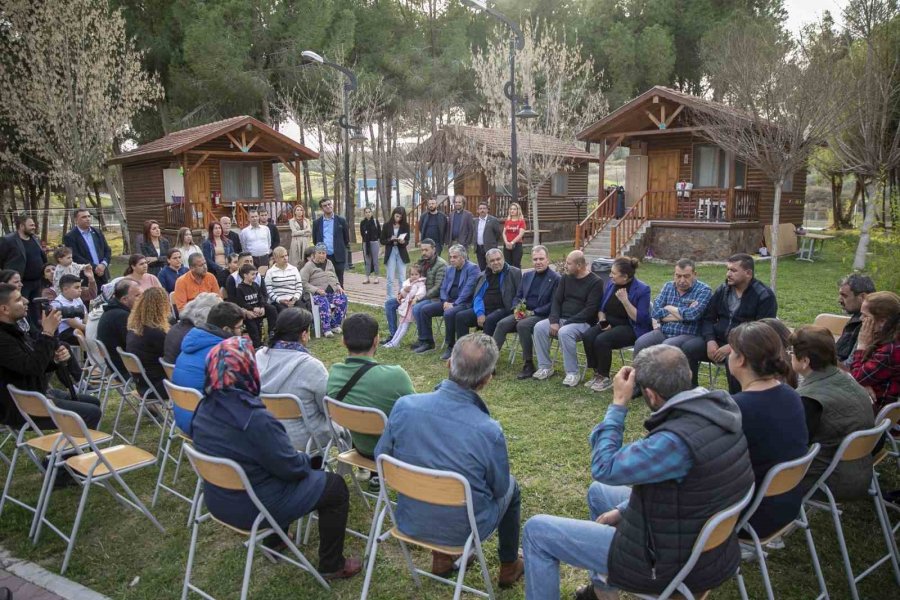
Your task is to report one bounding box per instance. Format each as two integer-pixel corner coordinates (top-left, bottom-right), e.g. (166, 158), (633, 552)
(265, 246), (304, 313)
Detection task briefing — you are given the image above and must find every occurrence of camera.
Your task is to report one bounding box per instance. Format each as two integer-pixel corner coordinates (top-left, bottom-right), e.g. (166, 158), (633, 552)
(32, 298), (85, 319)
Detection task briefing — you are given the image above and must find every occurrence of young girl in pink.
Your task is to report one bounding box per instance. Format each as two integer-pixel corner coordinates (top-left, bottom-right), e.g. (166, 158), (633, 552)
(383, 263), (426, 348)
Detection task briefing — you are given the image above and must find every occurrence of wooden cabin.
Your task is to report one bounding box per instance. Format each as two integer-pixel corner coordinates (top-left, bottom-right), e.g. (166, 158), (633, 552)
(108, 116), (318, 249)
(410, 125), (597, 243)
(576, 86), (808, 260)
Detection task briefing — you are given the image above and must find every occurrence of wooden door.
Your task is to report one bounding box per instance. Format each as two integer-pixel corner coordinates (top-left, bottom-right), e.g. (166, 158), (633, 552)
(648, 151), (680, 192)
(187, 167), (210, 228)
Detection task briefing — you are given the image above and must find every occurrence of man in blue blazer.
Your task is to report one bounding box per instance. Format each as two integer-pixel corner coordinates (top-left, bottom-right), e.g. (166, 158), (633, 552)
(491, 245), (561, 379)
(62, 208), (112, 284)
(412, 244), (480, 354)
(312, 198), (351, 286)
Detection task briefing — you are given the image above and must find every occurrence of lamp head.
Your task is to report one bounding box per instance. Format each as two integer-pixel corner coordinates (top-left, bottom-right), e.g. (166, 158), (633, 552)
(301, 50), (324, 64)
(350, 128), (367, 143)
(461, 0), (489, 9)
(516, 102), (539, 120)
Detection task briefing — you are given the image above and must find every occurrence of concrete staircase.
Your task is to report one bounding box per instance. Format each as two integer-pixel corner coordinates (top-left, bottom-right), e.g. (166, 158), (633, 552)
(583, 220), (652, 261)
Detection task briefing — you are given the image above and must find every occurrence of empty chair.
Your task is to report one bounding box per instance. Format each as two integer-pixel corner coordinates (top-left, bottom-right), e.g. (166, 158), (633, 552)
(153, 381), (203, 513)
(813, 313), (851, 339)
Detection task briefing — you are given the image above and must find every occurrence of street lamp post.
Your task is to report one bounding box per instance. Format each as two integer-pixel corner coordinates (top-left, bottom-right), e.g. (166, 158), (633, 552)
(301, 51), (366, 234)
(461, 1), (538, 227)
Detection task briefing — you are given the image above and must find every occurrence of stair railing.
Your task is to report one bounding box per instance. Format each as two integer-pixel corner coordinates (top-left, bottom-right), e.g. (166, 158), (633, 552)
(575, 188), (617, 249)
(609, 191), (650, 257)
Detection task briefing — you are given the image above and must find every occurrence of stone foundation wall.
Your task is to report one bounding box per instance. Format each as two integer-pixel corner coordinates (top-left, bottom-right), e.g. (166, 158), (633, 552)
(643, 222), (763, 261)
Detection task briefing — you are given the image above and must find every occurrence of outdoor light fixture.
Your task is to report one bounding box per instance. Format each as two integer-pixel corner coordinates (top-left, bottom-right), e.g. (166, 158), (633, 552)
(300, 50), (324, 64)
(350, 127), (367, 143)
(516, 102), (539, 120)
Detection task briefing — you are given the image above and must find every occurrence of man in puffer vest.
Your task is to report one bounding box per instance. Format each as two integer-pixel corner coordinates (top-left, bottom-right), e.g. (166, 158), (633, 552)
(522, 345), (754, 600)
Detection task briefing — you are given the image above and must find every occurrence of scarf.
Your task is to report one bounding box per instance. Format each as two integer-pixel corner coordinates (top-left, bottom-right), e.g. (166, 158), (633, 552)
(271, 340), (309, 354)
(203, 336), (264, 430)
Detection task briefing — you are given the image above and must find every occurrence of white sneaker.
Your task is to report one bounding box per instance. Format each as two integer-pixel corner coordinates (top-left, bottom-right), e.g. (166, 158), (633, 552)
(532, 368), (555, 380)
(590, 377), (614, 393)
(584, 375), (601, 388)
(324, 330), (334, 338)
(332, 326), (343, 335)
(562, 373), (581, 387)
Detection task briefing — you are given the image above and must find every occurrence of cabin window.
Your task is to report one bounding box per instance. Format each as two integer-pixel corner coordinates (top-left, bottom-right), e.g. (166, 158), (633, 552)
(692, 144), (726, 188)
(734, 160), (747, 188)
(221, 161), (263, 201)
(782, 171), (794, 193)
(551, 172), (568, 196)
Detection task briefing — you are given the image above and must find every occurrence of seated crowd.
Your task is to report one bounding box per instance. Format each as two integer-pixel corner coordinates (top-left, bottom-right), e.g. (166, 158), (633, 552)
(2, 207), (900, 597)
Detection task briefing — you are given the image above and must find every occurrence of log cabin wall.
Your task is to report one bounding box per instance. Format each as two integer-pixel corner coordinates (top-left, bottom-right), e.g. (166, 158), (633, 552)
(535, 161), (590, 222)
(121, 158), (168, 248)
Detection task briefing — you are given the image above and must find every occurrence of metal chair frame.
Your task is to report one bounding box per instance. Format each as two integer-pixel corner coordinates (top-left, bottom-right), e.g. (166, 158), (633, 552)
(734, 444), (825, 600)
(803, 418), (900, 600)
(113, 347), (168, 449)
(361, 454), (498, 600)
(38, 401), (163, 574)
(875, 401), (900, 471)
(72, 331), (104, 397)
(160, 358), (175, 380)
(181, 445), (329, 599)
(152, 381), (203, 520)
(597, 484), (756, 600)
(92, 338), (132, 417)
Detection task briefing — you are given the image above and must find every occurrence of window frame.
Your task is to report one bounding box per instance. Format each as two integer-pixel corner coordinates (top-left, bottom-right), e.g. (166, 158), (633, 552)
(550, 171), (569, 197)
(220, 161), (264, 201)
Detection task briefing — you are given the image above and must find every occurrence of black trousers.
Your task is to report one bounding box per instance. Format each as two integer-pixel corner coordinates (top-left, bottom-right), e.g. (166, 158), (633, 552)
(503, 244), (523, 269)
(476, 245), (488, 271)
(244, 304), (278, 347)
(681, 337), (741, 393)
(327, 256), (345, 287)
(582, 324), (636, 377)
(311, 472), (351, 573)
(492, 314), (542, 364)
(34, 390), (102, 431)
(453, 308), (508, 346)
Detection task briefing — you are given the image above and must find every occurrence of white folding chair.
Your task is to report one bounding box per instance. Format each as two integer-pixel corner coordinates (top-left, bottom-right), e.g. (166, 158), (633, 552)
(153, 381), (202, 516)
(361, 454), (499, 600)
(1, 385), (112, 542)
(595, 484), (756, 600)
(113, 347), (168, 449)
(38, 401), (163, 574)
(812, 313), (851, 339)
(735, 444), (825, 600)
(159, 358), (175, 380)
(0, 424), (13, 469)
(874, 401), (900, 471)
(181, 445), (329, 599)
(92, 338), (132, 416)
(72, 331), (104, 397)
(804, 418), (900, 600)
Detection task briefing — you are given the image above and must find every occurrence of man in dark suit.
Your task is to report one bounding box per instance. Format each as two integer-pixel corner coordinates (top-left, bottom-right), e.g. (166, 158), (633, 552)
(220, 215), (243, 253)
(491, 245), (561, 379)
(0, 214), (47, 323)
(444, 195), (474, 254)
(473, 200), (503, 271)
(417, 197), (448, 256)
(63, 208), (112, 284)
(312, 198), (351, 286)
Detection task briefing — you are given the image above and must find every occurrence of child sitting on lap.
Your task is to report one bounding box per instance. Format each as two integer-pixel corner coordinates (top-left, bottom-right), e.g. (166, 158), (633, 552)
(383, 263), (425, 348)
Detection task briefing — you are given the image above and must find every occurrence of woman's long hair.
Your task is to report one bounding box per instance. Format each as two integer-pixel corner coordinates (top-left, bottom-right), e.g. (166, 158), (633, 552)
(127, 287), (171, 336)
(390, 206), (408, 227)
(759, 318), (798, 388)
(728, 321), (792, 382)
(268, 307), (313, 347)
(123, 254), (146, 276)
(862, 291), (900, 360)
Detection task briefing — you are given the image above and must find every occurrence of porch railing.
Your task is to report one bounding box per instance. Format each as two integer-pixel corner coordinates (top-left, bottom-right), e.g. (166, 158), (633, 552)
(163, 199), (215, 231)
(674, 188), (760, 221)
(610, 192), (650, 257)
(575, 188), (617, 249)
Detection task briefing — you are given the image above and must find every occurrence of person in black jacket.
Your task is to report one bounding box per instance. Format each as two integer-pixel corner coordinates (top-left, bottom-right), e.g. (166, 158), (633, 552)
(312, 198), (351, 286)
(259, 209), (281, 251)
(359, 207), (381, 284)
(417, 197), (448, 257)
(96, 279), (143, 377)
(234, 263), (276, 347)
(836, 273), (876, 364)
(138, 219), (170, 277)
(0, 215), (47, 325)
(0, 283), (101, 429)
(220, 216), (243, 254)
(381, 207), (411, 299)
(682, 253), (778, 393)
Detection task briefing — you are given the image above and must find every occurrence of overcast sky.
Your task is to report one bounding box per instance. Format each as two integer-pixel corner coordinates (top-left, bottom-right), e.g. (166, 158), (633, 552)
(784, 0), (848, 33)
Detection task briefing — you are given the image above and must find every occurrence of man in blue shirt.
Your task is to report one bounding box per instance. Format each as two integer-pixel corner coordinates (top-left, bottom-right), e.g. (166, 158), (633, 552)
(411, 244), (480, 354)
(375, 333), (524, 586)
(633, 258), (712, 360)
(63, 208), (112, 284)
(312, 198), (351, 286)
(522, 345), (752, 600)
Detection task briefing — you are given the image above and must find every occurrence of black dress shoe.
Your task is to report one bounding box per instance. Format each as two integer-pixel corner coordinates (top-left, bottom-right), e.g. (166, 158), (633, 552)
(517, 363), (536, 380)
(440, 347), (452, 360)
(414, 342), (435, 354)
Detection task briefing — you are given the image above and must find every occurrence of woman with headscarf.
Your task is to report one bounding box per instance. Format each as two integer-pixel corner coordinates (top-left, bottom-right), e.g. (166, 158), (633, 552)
(190, 336), (362, 580)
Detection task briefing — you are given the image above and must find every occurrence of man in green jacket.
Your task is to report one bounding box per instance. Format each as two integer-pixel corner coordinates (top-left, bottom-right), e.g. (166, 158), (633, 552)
(328, 313), (415, 489)
(382, 238), (447, 342)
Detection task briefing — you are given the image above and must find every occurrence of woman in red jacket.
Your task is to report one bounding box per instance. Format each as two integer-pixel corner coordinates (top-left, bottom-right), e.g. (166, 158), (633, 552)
(502, 202), (526, 268)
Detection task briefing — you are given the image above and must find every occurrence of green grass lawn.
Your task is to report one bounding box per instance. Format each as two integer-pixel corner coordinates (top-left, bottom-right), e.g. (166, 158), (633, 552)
(1, 232), (897, 599)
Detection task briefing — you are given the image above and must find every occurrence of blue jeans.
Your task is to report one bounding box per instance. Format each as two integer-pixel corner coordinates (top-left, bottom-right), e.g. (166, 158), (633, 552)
(385, 252), (406, 298)
(523, 482), (631, 600)
(414, 299), (443, 343)
(384, 297), (400, 336)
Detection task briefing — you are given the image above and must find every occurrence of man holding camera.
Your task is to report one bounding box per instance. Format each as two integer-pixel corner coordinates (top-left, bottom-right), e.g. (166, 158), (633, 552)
(0, 282), (101, 429)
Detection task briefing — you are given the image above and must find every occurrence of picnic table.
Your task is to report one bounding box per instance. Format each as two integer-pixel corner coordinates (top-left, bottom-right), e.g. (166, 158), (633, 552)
(796, 232), (834, 262)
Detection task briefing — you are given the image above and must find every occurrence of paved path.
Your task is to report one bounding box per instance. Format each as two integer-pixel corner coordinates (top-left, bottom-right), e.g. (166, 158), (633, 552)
(344, 250), (387, 308)
(0, 548), (108, 600)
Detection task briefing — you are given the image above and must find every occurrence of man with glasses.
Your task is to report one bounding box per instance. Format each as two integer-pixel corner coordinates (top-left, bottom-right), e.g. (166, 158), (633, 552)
(312, 198), (351, 286)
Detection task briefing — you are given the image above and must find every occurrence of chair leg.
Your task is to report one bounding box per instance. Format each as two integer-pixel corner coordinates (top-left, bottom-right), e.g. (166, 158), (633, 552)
(181, 504), (202, 600)
(186, 477), (202, 529)
(0, 446), (22, 517)
(240, 521), (260, 600)
(29, 452), (57, 541)
(735, 566), (751, 600)
(152, 431), (175, 508)
(360, 505), (388, 600)
(61, 474), (94, 575)
(471, 533), (495, 600)
(800, 506), (830, 600)
(871, 475), (900, 585)
(453, 537), (475, 600)
(823, 492), (861, 600)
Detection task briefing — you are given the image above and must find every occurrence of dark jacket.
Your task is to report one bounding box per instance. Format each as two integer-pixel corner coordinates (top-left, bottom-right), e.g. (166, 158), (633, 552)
(163, 318), (194, 363)
(473, 265), (521, 316)
(359, 217), (381, 244)
(600, 278), (653, 338)
(225, 230), (243, 254)
(836, 313), (863, 363)
(380, 222), (411, 264)
(96, 299), (130, 376)
(126, 327), (167, 397)
(439, 260), (480, 306)
(63, 226), (111, 268)
(701, 278), (778, 344)
(312, 215), (351, 264)
(513, 268), (561, 318)
(420, 255), (448, 300)
(0, 232), (47, 277)
(191, 389), (326, 530)
(0, 320), (57, 427)
(473, 215), (503, 249)
(266, 222), (280, 250)
(201, 238), (234, 275)
(418, 211), (448, 245)
(608, 389), (754, 594)
(445, 209), (475, 247)
(139, 238), (171, 276)
(549, 272), (604, 325)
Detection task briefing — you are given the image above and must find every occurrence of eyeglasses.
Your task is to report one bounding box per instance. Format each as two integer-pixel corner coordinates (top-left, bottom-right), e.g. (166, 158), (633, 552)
(228, 324), (246, 333)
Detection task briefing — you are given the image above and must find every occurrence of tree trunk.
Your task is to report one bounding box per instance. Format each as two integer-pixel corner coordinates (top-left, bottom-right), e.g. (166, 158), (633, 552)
(317, 123), (329, 201)
(830, 174), (844, 229)
(0, 182), (9, 233)
(531, 187), (541, 247)
(41, 183), (51, 241)
(104, 166), (131, 254)
(91, 181), (107, 230)
(853, 178), (881, 270)
(845, 177), (863, 227)
(769, 182), (783, 292)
